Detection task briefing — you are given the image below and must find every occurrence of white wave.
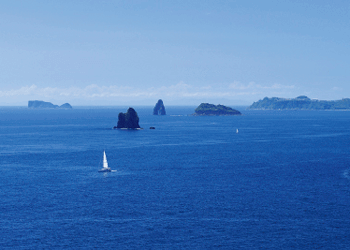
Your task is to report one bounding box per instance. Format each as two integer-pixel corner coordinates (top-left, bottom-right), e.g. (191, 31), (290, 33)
(343, 169), (350, 180)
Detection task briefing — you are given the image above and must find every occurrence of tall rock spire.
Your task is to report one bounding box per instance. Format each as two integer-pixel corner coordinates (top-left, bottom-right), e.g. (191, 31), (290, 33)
(153, 99), (166, 115)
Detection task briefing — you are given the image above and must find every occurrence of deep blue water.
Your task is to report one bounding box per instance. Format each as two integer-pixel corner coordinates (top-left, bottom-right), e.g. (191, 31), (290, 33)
(1, 106), (350, 249)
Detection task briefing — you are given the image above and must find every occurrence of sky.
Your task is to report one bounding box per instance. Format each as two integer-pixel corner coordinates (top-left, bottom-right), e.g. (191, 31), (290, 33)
(0, 0), (349, 106)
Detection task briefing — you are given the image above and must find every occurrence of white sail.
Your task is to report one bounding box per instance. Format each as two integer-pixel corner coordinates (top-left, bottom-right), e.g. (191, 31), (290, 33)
(103, 151), (109, 169)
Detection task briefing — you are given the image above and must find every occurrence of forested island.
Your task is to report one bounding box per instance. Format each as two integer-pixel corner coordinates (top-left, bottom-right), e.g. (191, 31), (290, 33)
(194, 103), (242, 116)
(248, 96), (350, 110)
(28, 100), (72, 109)
(114, 107), (141, 129)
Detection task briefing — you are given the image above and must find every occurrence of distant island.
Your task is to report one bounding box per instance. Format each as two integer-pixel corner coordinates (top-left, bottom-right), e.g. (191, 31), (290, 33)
(193, 103), (242, 116)
(248, 96), (350, 110)
(28, 100), (72, 109)
(114, 107), (141, 129)
(153, 99), (166, 115)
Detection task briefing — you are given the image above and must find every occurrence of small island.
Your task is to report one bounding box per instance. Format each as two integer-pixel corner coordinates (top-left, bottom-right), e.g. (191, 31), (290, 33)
(59, 103), (73, 109)
(193, 103), (242, 116)
(153, 99), (166, 115)
(248, 96), (350, 110)
(28, 100), (72, 109)
(114, 107), (141, 129)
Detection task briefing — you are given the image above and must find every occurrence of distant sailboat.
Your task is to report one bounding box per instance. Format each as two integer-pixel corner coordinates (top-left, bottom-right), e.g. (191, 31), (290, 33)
(98, 151), (112, 172)
(236, 129), (239, 133)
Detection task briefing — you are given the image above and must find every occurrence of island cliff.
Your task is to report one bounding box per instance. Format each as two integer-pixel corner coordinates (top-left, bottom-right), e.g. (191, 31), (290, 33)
(115, 107), (141, 129)
(248, 96), (350, 110)
(28, 100), (72, 109)
(194, 103), (242, 116)
(153, 99), (166, 115)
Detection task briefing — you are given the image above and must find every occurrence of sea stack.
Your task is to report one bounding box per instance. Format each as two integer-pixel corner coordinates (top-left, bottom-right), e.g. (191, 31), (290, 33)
(153, 99), (166, 115)
(115, 107), (141, 129)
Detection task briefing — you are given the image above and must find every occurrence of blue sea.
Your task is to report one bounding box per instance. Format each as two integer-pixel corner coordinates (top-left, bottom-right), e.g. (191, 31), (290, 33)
(1, 106), (350, 249)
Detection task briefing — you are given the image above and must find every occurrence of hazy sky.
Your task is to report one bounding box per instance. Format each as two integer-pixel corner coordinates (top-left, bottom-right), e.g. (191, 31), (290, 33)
(1, 0), (349, 106)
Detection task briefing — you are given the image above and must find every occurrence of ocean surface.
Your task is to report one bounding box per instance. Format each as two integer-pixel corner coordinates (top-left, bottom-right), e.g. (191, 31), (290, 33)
(1, 106), (350, 249)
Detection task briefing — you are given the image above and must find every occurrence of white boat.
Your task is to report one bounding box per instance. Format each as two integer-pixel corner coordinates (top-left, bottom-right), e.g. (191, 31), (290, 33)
(236, 129), (239, 133)
(98, 151), (112, 172)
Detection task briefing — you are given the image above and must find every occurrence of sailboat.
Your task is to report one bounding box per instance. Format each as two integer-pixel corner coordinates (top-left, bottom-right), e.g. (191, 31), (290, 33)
(98, 151), (112, 172)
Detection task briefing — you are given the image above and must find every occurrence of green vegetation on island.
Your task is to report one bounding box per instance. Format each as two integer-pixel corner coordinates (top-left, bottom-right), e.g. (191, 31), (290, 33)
(115, 107), (141, 129)
(153, 99), (166, 115)
(28, 100), (72, 109)
(248, 96), (350, 110)
(194, 103), (242, 116)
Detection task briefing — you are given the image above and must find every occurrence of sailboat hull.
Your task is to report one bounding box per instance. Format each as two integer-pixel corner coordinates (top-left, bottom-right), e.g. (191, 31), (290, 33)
(98, 168), (111, 172)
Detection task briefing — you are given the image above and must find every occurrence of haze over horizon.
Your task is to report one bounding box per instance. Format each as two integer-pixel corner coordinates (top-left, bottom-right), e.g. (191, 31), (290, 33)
(1, 1), (349, 106)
